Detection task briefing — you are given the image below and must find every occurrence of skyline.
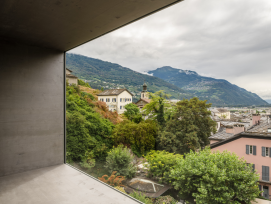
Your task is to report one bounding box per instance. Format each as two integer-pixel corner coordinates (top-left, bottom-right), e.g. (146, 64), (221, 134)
(69, 0), (271, 101)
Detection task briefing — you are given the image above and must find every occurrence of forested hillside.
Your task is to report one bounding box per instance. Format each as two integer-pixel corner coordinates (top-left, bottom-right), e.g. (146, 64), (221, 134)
(66, 53), (191, 100)
(148, 66), (268, 106)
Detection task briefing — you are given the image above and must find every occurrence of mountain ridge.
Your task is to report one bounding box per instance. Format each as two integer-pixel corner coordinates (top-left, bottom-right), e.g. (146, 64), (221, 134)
(148, 66), (267, 106)
(66, 54), (267, 106)
(66, 54), (192, 100)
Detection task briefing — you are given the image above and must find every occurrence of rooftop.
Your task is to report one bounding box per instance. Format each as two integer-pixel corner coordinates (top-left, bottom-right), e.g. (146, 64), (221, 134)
(209, 127), (234, 141)
(97, 89), (134, 96)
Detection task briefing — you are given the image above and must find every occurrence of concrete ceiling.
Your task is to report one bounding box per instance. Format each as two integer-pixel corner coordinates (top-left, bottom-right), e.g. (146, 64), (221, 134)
(0, 0), (183, 51)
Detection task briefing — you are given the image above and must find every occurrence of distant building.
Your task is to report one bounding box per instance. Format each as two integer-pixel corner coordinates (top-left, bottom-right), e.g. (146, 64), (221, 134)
(66, 68), (78, 85)
(211, 108), (231, 119)
(97, 89), (133, 114)
(135, 83), (150, 109)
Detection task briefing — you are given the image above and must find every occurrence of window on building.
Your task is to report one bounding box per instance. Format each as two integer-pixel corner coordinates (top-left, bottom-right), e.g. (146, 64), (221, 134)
(112, 98), (116, 102)
(246, 145), (256, 155)
(262, 147), (271, 157)
(263, 186), (269, 199)
(262, 166), (269, 181)
(120, 106), (122, 109)
(120, 98), (122, 102)
(100, 98), (104, 102)
(106, 98), (110, 102)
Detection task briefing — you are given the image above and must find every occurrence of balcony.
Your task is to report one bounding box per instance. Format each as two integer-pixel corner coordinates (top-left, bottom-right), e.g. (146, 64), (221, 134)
(0, 164), (140, 204)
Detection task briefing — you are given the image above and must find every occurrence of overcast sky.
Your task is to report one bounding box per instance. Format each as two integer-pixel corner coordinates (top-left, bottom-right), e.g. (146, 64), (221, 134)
(69, 0), (271, 101)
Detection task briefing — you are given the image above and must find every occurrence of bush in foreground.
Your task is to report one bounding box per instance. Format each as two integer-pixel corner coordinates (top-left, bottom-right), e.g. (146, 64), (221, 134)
(104, 145), (136, 178)
(113, 120), (157, 157)
(145, 150), (182, 183)
(129, 191), (152, 204)
(169, 148), (260, 204)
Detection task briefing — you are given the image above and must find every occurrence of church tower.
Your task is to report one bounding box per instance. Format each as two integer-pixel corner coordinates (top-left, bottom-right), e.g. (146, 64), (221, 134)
(141, 82), (149, 99)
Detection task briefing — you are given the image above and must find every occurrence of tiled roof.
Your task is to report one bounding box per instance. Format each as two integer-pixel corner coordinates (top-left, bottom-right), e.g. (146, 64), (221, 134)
(97, 89), (134, 96)
(141, 98), (151, 103)
(246, 122), (271, 133)
(212, 108), (229, 113)
(220, 121), (250, 128)
(135, 98), (151, 104)
(209, 127), (234, 140)
(66, 74), (78, 78)
(66, 68), (73, 72)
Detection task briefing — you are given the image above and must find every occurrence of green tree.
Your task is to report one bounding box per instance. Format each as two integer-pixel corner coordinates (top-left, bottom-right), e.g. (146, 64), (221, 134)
(170, 148), (260, 204)
(113, 120), (157, 157)
(142, 90), (172, 127)
(78, 79), (91, 88)
(101, 87), (104, 91)
(124, 103), (143, 123)
(157, 97), (216, 154)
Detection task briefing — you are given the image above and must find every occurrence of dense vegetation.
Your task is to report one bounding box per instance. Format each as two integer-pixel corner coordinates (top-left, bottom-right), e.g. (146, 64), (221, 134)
(66, 53), (190, 101)
(66, 81), (260, 203)
(148, 66), (268, 106)
(66, 83), (118, 162)
(170, 148), (260, 204)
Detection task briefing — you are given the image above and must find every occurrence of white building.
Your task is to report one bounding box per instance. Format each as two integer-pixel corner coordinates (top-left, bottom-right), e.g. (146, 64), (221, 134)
(66, 68), (78, 85)
(211, 108), (231, 119)
(97, 89), (133, 114)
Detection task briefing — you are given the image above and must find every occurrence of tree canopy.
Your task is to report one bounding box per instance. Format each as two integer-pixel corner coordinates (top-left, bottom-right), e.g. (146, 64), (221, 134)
(142, 90), (172, 126)
(170, 148), (260, 204)
(124, 103), (143, 123)
(157, 97), (216, 154)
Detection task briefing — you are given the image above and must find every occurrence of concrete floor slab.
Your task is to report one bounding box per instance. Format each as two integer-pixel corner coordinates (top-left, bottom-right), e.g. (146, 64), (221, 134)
(0, 164), (140, 204)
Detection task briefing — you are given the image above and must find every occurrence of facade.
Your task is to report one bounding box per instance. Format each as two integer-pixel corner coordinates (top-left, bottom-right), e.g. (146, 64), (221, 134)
(211, 122), (271, 199)
(66, 68), (78, 85)
(97, 89), (133, 114)
(135, 83), (151, 109)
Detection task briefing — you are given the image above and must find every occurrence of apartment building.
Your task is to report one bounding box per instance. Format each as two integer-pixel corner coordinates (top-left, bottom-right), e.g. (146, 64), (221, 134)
(211, 121), (271, 199)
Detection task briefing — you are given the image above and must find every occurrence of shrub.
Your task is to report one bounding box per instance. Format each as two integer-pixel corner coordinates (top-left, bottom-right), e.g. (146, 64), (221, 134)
(113, 120), (157, 157)
(169, 148), (260, 204)
(124, 103), (143, 123)
(115, 186), (127, 194)
(78, 79), (91, 88)
(145, 150), (182, 183)
(104, 145), (136, 178)
(79, 151), (96, 170)
(129, 191), (152, 204)
(154, 195), (178, 204)
(98, 171), (125, 187)
(81, 91), (95, 101)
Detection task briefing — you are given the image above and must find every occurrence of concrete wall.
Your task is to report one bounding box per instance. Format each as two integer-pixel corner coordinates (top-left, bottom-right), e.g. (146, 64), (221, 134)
(0, 41), (64, 177)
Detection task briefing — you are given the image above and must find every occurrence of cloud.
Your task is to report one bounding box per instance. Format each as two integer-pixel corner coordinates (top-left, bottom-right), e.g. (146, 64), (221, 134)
(69, 0), (271, 100)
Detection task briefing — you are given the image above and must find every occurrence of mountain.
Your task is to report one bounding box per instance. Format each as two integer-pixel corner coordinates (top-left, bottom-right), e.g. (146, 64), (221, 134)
(148, 66), (268, 106)
(66, 54), (191, 100)
(265, 100), (271, 104)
